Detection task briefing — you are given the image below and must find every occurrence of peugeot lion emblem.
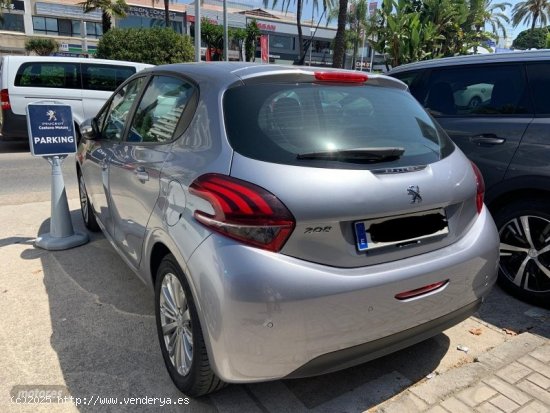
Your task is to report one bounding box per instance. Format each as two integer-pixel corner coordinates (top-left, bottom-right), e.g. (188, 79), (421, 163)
(407, 185), (422, 203)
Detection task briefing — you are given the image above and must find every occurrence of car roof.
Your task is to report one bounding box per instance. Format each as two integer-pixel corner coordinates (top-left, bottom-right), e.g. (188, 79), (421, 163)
(2, 55), (153, 68)
(389, 50), (550, 74)
(149, 62), (407, 90)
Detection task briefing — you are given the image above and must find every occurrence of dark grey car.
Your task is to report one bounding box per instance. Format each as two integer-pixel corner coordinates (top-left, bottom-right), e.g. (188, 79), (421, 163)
(390, 51), (550, 308)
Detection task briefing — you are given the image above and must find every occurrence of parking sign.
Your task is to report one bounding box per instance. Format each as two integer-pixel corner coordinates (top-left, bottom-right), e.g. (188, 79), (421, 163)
(27, 103), (77, 157)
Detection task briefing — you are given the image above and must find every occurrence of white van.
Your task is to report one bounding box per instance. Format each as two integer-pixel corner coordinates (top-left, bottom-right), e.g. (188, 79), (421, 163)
(0, 56), (152, 142)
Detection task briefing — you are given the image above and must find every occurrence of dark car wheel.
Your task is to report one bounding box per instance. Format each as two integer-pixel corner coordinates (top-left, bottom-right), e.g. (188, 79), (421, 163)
(155, 254), (225, 397)
(78, 170), (100, 232)
(468, 96), (482, 108)
(494, 199), (550, 308)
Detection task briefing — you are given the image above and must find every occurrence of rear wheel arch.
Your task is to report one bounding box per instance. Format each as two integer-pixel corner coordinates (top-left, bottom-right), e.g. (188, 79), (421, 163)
(150, 242), (172, 287)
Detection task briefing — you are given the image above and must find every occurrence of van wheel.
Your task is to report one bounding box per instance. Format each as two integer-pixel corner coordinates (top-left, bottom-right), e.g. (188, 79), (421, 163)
(494, 199), (550, 308)
(78, 170), (100, 232)
(155, 254), (225, 396)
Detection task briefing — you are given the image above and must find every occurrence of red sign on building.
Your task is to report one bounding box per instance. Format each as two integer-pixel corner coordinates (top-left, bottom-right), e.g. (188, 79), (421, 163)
(260, 35), (269, 64)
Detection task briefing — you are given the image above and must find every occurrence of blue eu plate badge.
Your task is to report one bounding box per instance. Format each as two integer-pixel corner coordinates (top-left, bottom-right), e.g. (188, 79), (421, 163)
(354, 222), (369, 251)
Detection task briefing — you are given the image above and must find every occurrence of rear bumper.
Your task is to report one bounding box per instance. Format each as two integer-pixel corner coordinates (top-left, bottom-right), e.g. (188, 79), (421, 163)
(286, 298), (481, 379)
(0, 109), (27, 141)
(186, 207), (499, 383)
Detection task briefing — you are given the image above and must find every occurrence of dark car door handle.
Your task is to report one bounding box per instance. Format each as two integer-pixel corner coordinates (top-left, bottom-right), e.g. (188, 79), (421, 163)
(469, 134), (506, 145)
(134, 167), (149, 182)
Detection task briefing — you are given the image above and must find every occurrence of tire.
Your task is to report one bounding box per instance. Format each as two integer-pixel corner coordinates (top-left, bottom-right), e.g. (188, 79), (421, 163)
(493, 198), (550, 309)
(468, 96), (482, 109)
(154, 254), (225, 397)
(77, 170), (100, 232)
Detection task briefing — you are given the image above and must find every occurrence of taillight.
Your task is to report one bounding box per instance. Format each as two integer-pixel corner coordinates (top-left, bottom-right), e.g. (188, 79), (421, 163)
(471, 162), (485, 214)
(314, 71), (368, 83)
(0, 89), (10, 110)
(189, 174), (295, 252)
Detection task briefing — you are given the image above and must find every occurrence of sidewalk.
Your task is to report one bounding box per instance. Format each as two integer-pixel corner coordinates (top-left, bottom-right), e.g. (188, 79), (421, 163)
(0, 197), (548, 413)
(376, 331), (550, 413)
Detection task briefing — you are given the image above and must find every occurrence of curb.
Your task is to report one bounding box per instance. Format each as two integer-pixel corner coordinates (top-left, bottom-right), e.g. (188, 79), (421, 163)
(375, 332), (548, 412)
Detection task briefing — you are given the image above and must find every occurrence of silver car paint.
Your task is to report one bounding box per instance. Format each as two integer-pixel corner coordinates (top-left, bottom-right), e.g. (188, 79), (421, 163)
(185, 207), (497, 381)
(78, 63), (499, 383)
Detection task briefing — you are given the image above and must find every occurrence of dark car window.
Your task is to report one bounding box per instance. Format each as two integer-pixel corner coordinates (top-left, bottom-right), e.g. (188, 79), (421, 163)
(81, 63), (136, 92)
(100, 77), (145, 141)
(126, 75), (194, 144)
(224, 83), (453, 169)
(526, 62), (550, 116)
(421, 64), (531, 117)
(15, 62), (80, 89)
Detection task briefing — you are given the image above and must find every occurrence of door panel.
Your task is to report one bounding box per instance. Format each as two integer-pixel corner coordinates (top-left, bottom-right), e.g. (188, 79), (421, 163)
(109, 75), (194, 267)
(81, 76), (146, 236)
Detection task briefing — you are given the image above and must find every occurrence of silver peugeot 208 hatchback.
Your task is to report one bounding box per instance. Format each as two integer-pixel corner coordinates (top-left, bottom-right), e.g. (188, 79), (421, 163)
(76, 63), (499, 396)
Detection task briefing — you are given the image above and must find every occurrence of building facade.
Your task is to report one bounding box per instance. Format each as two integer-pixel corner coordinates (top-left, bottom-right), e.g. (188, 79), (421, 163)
(0, 0), (338, 66)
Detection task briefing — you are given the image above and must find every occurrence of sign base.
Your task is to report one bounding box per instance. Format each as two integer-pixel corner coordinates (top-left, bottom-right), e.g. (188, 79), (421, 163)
(35, 232), (89, 251)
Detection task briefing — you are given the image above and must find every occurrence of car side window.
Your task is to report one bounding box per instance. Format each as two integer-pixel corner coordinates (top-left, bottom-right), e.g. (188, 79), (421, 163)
(81, 64), (136, 92)
(424, 64), (531, 117)
(100, 77), (145, 141)
(526, 62), (550, 116)
(15, 62), (80, 89)
(126, 76), (194, 143)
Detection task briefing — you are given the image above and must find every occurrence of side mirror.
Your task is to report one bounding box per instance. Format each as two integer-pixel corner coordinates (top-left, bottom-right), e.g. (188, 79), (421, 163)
(79, 118), (99, 141)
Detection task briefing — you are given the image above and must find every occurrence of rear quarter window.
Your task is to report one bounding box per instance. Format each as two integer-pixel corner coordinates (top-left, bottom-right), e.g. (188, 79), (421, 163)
(224, 82), (453, 169)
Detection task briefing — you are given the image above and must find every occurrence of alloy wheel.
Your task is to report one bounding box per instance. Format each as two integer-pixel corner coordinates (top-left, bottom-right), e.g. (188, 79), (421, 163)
(159, 273), (194, 376)
(499, 215), (550, 293)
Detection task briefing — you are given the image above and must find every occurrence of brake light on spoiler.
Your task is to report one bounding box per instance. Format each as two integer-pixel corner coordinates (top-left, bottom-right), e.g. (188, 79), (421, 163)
(314, 72), (368, 83)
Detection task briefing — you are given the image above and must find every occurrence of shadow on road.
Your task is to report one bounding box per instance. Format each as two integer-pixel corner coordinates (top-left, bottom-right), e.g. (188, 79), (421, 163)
(24, 210), (451, 412)
(476, 285), (550, 339)
(0, 142), (30, 154)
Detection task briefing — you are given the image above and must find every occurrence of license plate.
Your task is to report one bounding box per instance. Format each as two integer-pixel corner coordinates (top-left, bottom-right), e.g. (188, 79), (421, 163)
(354, 209), (449, 252)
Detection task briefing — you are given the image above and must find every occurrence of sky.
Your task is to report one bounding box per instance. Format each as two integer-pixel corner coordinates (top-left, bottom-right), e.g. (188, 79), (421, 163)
(180, 0), (534, 43)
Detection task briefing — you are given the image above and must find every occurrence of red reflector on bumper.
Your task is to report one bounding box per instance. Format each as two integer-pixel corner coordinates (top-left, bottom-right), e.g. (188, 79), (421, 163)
(395, 280), (449, 300)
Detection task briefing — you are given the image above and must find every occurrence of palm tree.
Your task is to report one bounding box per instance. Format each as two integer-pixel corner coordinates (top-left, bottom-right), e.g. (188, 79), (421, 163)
(80, 0), (128, 33)
(331, 0), (348, 67)
(512, 0), (550, 31)
(263, 0), (334, 64)
(471, 0), (511, 41)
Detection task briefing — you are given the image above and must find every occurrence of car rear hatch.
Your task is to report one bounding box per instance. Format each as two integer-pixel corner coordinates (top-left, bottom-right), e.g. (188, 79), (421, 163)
(221, 71), (482, 268)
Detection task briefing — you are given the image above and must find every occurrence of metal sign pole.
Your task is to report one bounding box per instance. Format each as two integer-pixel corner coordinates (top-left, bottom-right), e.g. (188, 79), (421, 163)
(27, 101), (89, 250)
(35, 155), (88, 250)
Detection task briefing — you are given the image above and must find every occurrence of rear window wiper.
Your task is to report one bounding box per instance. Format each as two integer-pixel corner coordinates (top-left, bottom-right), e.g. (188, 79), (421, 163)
(296, 147), (405, 162)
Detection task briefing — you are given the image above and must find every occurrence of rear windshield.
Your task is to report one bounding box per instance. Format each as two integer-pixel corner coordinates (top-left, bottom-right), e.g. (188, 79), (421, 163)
(223, 83), (454, 169)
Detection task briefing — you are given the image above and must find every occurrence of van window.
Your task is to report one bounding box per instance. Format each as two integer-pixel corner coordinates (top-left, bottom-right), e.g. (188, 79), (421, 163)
(526, 63), (550, 116)
(422, 64), (531, 116)
(15, 62), (80, 89)
(82, 64), (136, 92)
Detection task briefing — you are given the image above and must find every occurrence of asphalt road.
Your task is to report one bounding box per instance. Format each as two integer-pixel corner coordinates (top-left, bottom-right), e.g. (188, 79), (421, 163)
(0, 142), (548, 412)
(0, 142), (78, 206)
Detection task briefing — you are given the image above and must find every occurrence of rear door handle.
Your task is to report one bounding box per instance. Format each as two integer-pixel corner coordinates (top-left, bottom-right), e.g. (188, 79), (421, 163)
(134, 166), (149, 182)
(469, 134), (506, 145)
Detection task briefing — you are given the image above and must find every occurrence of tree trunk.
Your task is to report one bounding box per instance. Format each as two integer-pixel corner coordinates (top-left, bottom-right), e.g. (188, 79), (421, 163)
(164, 0), (170, 28)
(102, 12), (112, 33)
(296, 0), (304, 64)
(332, 0), (348, 68)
